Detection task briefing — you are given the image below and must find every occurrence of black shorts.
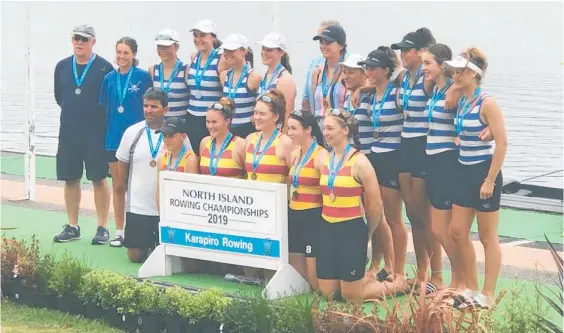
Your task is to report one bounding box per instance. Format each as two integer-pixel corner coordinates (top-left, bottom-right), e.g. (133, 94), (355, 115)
(185, 112), (209, 155)
(56, 137), (109, 181)
(398, 136), (428, 179)
(288, 207), (322, 257)
(316, 217), (368, 282)
(452, 160), (503, 212)
(367, 150), (401, 190)
(230, 122), (256, 140)
(426, 150), (458, 210)
(106, 150), (118, 163)
(123, 212), (160, 249)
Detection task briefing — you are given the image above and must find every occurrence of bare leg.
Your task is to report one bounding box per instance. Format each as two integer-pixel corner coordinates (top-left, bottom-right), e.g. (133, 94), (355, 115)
(318, 279), (340, 300)
(340, 280), (364, 304)
(450, 205), (478, 292)
(305, 258), (319, 290)
(64, 179), (81, 226)
(430, 207), (460, 288)
(476, 210), (501, 297)
(289, 253), (308, 281)
(92, 179), (110, 228)
(109, 162), (125, 231)
(381, 186), (407, 277)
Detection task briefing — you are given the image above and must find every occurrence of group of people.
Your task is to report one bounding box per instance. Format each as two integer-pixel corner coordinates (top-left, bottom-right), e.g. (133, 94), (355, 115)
(53, 19), (507, 310)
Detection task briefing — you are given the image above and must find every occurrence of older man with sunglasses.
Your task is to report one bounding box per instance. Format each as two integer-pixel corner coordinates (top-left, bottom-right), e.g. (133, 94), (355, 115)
(53, 24), (114, 245)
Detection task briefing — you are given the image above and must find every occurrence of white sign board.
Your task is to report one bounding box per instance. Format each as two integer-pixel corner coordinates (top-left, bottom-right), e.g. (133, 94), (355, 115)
(138, 171), (310, 300)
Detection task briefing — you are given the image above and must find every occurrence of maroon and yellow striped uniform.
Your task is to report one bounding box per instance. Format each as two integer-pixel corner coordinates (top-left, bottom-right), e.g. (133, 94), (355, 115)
(199, 137), (245, 178)
(245, 132), (288, 184)
(288, 146), (324, 210)
(159, 150), (195, 172)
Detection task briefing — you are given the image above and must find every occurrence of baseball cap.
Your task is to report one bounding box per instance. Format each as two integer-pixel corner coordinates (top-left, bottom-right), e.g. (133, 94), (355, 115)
(255, 32), (287, 51)
(155, 29), (179, 46)
(156, 117), (187, 135)
(72, 24), (96, 38)
(358, 50), (393, 68)
(443, 55), (484, 75)
(338, 54), (365, 69)
(313, 24), (346, 44)
(220, 33), (249, 51)
(391, 32), (419, 50)
(190, 19), (217, 34)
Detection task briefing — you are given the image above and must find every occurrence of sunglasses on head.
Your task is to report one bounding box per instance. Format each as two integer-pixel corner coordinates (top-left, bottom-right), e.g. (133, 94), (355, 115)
(291, 110), (304, 118)
(209, 102), (232, 113)
(329, 108), (351, 121)
(73, 35), (90, 43)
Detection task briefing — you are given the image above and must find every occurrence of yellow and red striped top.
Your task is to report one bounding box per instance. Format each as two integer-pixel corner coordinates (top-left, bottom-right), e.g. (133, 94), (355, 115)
(319, 152), (363, 223)
(199, 136), (244, 179)
(245, 132), (288, 184)
(288, 145), (324, 210)
(159, 150), (195, 172)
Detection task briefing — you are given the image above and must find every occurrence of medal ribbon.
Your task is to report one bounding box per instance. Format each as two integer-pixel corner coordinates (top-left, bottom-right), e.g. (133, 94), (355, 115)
(116, 67), (135, 108)
(72, 53), (96, 88)
(292, 141), (318, 188)
(259, 64), (284, 95)
(427, 79), (453, 124)
(328, 144), (352, 193)
(146, 126), (163, 161)
(252, 129), (279, 172)
(371, 83), (394, 128)
(455, 87), (482, 134)
(209, 132), (233, 176)
(194, 49), (218, 90)
(167, 145), (186, 171)
(401, 65), (422, 108)
(227, 65), (249, 99)
(159, 60), (182, 94)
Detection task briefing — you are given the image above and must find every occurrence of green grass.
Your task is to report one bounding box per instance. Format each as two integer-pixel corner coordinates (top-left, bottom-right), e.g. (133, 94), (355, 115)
(0, 301), (123, 333)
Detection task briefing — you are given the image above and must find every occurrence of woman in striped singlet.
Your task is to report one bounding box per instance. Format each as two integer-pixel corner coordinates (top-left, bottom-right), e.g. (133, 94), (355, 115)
(150, 29), (190, 119)
(444, 49), (506, 310)
(219, 34), (261, 139)
(357, 47), (411, 298)
(286, 110), (327, 289)
(256, 33), (297, 130)
(314, 109), (383, 303)
(307, 25), (348, 133)
(186, 19), (227, 154)
(421, 43), (470, 295)
(391, 28), (444, 293)
(242, 88), (294, 282)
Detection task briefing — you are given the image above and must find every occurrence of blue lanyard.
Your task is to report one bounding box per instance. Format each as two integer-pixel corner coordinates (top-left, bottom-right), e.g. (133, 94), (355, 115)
(167, 145), (186, 171)
(345, 94), (354, 115)
(159, 60), (182, 94)
(259, 64), (284, 94)
(146, 126), (163, 160)
(328, 144), (352, 192)
(116, 67), (134, 106)
(455, 87), (482, 134)
(209, 132), (233, 176)
(72, 53), (96, 87)
(194, 49), (217, 90)
(292, 141), (318, 188)
(427, 79), (453, 124)
(401, 65), (422, 108)
(371, 84), (394, 128)
(252, 129), (279, 172)
(227, 65), (249, 99)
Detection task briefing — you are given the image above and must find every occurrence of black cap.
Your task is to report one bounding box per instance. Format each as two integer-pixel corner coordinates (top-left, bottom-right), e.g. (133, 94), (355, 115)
(358, 50), (393, 68)
(155, 117), (186, 135)
(313, 25), (346, 44)
(391, 32), (419, 50)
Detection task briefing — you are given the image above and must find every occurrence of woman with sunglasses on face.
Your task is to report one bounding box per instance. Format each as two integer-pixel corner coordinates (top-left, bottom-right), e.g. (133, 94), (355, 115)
(286, 110), (327, 289)
(356, 47), (411, 299)
(99, 37), (152, 248)
(390, 28), (444, 294)
(256, 33), (297, 131)
(314, 109), (383, 303)
(186, 19), (228, 154)
(149, 29), (190, 119)
(219, 34), (261, 139)
(444, 49), (506, 310)
(306, 25), (348, 133)
(241, 88), (294, 282)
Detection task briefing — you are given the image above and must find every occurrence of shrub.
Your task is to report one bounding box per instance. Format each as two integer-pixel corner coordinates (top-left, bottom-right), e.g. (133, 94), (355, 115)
(47, 251), (90, 297)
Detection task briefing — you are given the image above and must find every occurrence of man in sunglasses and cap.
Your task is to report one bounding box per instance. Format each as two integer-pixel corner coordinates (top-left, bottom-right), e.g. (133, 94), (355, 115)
(53, 24), (113, 245)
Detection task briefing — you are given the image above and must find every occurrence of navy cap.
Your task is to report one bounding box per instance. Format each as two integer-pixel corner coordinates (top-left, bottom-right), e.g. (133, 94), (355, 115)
(358, 50), (393, 68)
(313, 25), (346, 44)
(156, 117), (186, 135)
(391, 32), (419, 50)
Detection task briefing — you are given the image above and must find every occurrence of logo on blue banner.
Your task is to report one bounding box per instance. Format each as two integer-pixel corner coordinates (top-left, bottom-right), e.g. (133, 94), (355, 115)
(160, 226), (280, 258)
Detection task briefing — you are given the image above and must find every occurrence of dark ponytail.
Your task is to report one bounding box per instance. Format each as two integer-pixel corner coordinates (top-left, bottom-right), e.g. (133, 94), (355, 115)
(290, 110), (323, 146)
(116, 37), (139, 67)
(212, 33), (222, 49)
(245, 47), (254, 68)
(427, 43), (453, 78)
(263, 88), (286, 125)
(377, 46), (400, 80)
(415, 27), (436, 49)
(281, 53), (292, 74)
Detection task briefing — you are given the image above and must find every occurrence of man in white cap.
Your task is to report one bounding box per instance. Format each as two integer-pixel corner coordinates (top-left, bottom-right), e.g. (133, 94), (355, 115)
(53, 24), (114, 245)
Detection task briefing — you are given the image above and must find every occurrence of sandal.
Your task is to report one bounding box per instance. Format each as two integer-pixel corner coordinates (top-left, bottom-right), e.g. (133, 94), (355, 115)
(376, 269), (394, 283)
(458, 295), (490, 311)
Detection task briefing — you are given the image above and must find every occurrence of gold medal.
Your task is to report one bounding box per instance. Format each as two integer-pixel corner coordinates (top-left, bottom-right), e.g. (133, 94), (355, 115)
(455, 136), (461, 146)
(372, 131), (379, 139)
(251, 172), (257, 180)
(323, 99), (329, 109)
(291, 187), (299, 200)
(329, 192), (336, 202)
(150, 160), (157, 168)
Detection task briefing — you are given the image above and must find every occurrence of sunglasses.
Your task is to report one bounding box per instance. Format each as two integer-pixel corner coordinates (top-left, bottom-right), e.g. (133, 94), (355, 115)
(73, 35), (91, 43)
(209, 102), (233, 114)
(329, 108), (351, 121)
(291, 110), (304, 118)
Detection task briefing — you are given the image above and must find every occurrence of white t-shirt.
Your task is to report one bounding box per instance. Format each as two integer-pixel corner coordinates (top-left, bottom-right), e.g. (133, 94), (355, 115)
(116, 120), (192, 216)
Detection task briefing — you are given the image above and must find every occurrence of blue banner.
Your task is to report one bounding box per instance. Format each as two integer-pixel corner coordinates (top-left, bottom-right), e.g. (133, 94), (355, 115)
(161, 226), (280, 258)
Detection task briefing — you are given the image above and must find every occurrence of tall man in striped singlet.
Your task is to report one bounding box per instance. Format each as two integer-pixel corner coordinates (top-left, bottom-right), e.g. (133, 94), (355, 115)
(53, 24), (113, 245)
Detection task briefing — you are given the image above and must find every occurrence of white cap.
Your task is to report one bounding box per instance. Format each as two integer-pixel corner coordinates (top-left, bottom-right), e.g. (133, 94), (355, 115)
(155, 29), (179, 46)
(190, 19), (217, 35)
(443, 55), (484, 75)
(338, 53), (366, 70)
(220, 33), (249, 51)
(255, 32), (287, 51)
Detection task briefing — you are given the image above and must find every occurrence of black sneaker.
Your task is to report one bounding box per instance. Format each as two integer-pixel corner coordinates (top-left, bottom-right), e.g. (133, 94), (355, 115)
(91, 226), (110, 245)
(53, 225), (81, 243)
(109, 235), (124, 248)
